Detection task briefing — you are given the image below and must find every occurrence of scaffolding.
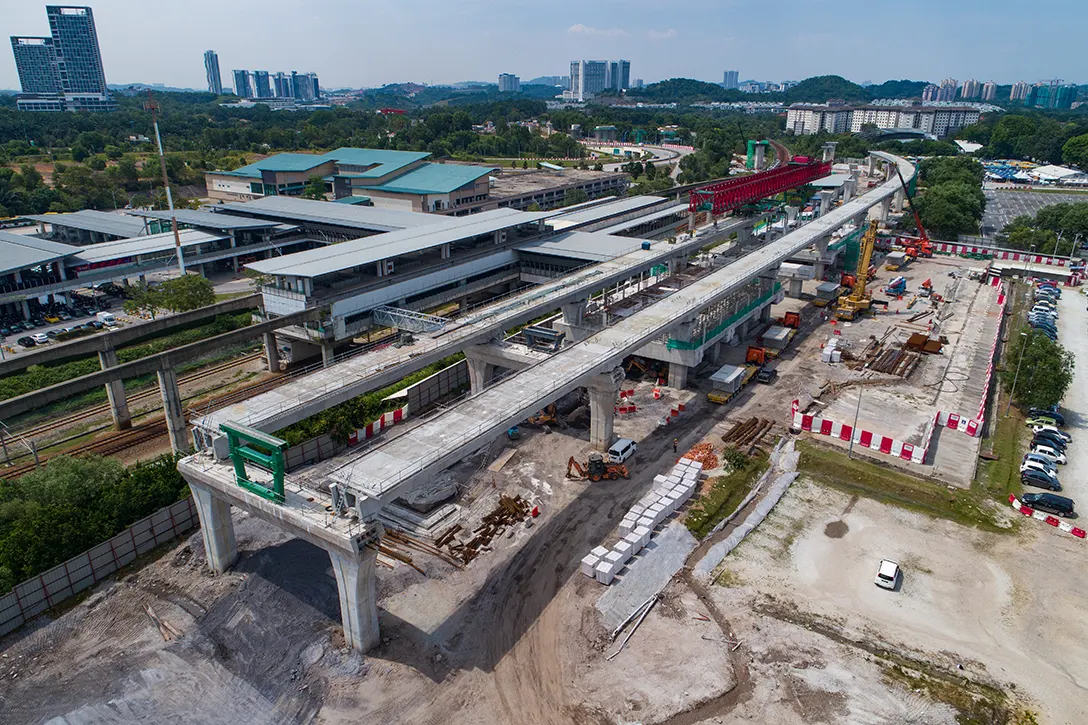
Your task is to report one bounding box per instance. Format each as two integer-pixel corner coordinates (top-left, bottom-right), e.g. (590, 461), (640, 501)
(372, 305), (448, 334)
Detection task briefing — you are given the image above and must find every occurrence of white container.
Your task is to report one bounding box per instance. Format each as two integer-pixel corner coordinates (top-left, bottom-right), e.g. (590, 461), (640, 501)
(581, 553), (599, 578)
(595, 560), (615, 585)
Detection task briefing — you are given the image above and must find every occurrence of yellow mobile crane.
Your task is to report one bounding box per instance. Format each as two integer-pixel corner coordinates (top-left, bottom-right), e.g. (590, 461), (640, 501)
(835, 220), (888, 321)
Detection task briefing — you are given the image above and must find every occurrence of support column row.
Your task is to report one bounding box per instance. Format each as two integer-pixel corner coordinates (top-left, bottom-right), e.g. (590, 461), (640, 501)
(98, 347), (131, 430)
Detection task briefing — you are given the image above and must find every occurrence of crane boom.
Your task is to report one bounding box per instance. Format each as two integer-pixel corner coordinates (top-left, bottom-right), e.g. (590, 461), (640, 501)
(853, 220), (879, 301)
(895, 167), (931, 248)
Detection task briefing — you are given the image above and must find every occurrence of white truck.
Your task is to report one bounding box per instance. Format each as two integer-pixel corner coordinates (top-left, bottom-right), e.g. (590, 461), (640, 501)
(96, 311), (118, 327)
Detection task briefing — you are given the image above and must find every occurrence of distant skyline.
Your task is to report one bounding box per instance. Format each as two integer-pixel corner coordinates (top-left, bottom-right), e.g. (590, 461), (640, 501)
(2, 0), (1086, 92)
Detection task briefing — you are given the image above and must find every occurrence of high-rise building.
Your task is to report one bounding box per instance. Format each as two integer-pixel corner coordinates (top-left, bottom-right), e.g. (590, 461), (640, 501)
(273, 72), (290, 98)
(309, 73), (320, 100)
(498, 73), (520, 92)
(959, 79), (981, 100)
(922, 84), (939, 102)
(1009, 81), (1029, 101)
(232, 69), (252, 98)
(10, 5), (113, 111)
(11, 37), (60, 94)
(1055, 84), (1078, 110)
(607, 60), (630, 91)
(204, 50), (222, 95)
(937, 78), (958, 102)
(722, 70), (739, 90)
(1026, 83), (1049, 108)
(634, 78), (644, 89)
(980, 81), (996, 101)
(253, 70), (272, 98)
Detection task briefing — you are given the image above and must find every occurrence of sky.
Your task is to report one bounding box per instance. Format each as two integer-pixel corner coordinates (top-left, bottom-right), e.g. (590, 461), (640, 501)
(2, 0), (1085, 92)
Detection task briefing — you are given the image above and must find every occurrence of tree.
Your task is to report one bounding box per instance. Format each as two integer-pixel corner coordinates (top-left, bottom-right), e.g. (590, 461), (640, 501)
(914, 181), (986, 239)
(19, 164), (42, 192)
(919, 156), (984, 188)
(563, 188), (589, 207)
(521, 159), (528, 169)
(300, 174), (327, 200)
(526, 202), (542, 211)
(122, 282), (162, 319)
(644, 161), (657, 180)
(1061, 133), (1088, 170)
(157, 274), (215, 312)
(593, 162), (603, 171)
(1000, 327), (1074, 410)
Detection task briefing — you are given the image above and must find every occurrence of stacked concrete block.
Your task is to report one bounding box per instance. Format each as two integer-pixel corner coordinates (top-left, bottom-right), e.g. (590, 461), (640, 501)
(581, 545), (610, 579)
(595, 560), (615, 584)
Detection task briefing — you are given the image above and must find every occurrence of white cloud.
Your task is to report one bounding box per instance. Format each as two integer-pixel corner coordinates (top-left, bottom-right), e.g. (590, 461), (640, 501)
(567, 23), (630, 38)
(647, 28), (678, 40)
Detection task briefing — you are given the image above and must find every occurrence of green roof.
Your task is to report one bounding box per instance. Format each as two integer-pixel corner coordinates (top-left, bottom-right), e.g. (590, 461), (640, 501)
(219, 153), (333, 177)
(371, 163), (495, 195)
(333, 195), (372, 205)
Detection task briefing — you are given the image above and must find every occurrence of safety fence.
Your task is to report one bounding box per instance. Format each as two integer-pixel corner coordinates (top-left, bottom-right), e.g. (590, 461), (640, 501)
(791, 400), (930, 465)
(0, 496), (198, 638)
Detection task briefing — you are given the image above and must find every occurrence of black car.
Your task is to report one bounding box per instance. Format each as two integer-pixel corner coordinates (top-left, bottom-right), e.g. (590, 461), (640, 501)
(1021, 468), (1062, 491)
(16, 336), (35, 347)
(1029, 408), (1065, 427)
(756, 367), (778, 384)
(1033, 431), (1068, 450)
(1022, 492), (1075, 517)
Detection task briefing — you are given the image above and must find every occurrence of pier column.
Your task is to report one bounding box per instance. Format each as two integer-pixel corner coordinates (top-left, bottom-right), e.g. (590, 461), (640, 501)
(466, 357), (494, 394)
(586, 366), (625, 451)
(190, 482), (238, 572)
(263, 333), (281, 372)
(667, 363), (689, 390)
(329, 547), (381, 652)
(157, 367), (191, 454)
(321, 341), (335, 368)
(98, 347), (131, 430)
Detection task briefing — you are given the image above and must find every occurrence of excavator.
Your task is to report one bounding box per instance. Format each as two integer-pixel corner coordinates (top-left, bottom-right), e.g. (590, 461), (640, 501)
(835, 220), (889, 321)
(566, 452), (630, 482)
(895, 167), (934, 258)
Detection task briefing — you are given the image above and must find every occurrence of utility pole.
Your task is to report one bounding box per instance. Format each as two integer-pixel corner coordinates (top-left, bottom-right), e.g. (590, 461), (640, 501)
(1005, 332), (1029, 416)
(145, 90), (185, 274)
(847, 387), (863, 460)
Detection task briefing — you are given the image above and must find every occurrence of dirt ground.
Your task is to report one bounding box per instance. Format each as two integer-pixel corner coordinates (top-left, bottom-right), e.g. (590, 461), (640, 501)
(2, 254), (1074, 725)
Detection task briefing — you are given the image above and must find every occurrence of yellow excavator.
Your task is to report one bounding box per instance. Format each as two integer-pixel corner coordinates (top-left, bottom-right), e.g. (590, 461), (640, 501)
(835, 220), (888, 321)
(566, 453), (629, 482)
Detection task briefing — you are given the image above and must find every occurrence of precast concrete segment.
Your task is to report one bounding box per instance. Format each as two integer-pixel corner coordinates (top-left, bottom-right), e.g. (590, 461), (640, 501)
(0, 307), (319, 421)
(196, 217), (754, 437)
(329, 153), (915, 513)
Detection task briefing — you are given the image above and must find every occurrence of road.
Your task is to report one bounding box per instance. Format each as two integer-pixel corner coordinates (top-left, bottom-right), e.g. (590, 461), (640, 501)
(598, 144), (692, 179)
(1056, 288), (1087, 512)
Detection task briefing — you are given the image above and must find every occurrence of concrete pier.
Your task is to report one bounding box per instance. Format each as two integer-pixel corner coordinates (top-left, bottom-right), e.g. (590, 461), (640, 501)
(667, 362), (689, 389)
(321, 341), (335, 368)
(190, 482), (238, 572)
(329, 548), (381, 652)
(264, 333), (281, 372)
(819, 191), (834, 217)
(587, 367), (625, 451)
(466, 357), (494, 394)
(157, 367), (191, 454)
(98, 347), (131, 430)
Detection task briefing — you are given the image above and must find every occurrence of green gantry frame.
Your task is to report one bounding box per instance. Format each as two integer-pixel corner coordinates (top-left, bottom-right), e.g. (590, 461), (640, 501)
(220, 421), (289, 503)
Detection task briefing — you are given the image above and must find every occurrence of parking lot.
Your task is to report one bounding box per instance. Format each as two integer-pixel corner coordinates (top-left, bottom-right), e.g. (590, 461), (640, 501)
(0, 284), (134, 354)
(982, 189), (1088, 237)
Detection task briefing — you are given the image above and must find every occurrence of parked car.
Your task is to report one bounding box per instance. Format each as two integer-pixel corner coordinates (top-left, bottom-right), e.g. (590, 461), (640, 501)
(874, 559), (900, 590)
(1028, 412), (1061, 428)
(1029, 408), (1065, 426)
(88, 320), (104, 330)
(1030, 445), (1067, 465)
(1030, 424), (1071, 443)
(1021, 492), (1075, 518)
(1021, 468), (1062, 491)
(16, 336), (35, 347)
(1020, 458), (1057, 478)
(756, 367), (778, 384)
(0, 327), (10, 337)
(607, 438), (637, 463)
(31, 332), (49, 344)
(1033, 432), (1068, 451)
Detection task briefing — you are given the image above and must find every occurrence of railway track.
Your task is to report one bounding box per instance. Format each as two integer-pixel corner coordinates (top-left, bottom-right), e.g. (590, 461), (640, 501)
(9, 351), (265, 439)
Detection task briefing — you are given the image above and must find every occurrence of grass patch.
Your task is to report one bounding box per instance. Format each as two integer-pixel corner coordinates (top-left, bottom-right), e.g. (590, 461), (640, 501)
(977, 404), (1025, 500)
(714, 568), (742, 587)
(685, 453), (769, 539)
(796, 440), (1006, 533)
(214, 291), (254, 302)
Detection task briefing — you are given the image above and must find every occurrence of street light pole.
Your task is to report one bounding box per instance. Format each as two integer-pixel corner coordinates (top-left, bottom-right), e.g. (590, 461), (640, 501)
(1005, 332), (1029, 416)
(847, 387), (863, 459)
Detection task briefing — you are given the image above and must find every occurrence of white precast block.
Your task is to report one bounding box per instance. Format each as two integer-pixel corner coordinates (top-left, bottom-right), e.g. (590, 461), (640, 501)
(623, 532), (644, 556)
(634, 525), (652, 547)
(653, 475), (670, 487)
(686, 460), (704, 471)
(591, 545), (609, 560)
(619, 520), (634, 537)
(661, 494), (680, 513)
(667, 475), (682, 486)
(614, 540), (634, 564)
(581, 553), (599, 578)
(604, 550), (624, 573)
(648, 503), (667, 524)
(638, 515), (656, 531)
(595, 560), (615, 585)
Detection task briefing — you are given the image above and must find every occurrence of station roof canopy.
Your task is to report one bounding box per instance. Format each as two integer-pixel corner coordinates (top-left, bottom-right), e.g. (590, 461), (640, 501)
(126, 208), (282, 230)
(367, 163), (496, 195)
(71, 229), (228, 265)
(0, 231), (81, 276)
(547, 196), (666, 229)
(25, 210), (147, 238)
(216, 148), (431, 179)
(246, 208), (549, 279)
(594, 202), (687, 235)
(517, 230), (642, 263)
(216, 196), (436, 233)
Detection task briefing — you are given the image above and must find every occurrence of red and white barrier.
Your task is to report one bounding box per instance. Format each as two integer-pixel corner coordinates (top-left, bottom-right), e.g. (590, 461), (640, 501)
(791, 400), (929, 464)
(1009, 495), (1086, 539)
(936, 284), (1006, 438)
(347, 405), (408, 446)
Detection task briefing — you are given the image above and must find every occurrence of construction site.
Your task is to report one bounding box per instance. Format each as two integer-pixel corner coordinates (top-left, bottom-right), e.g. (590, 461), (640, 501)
(3, 148), (1086, 725)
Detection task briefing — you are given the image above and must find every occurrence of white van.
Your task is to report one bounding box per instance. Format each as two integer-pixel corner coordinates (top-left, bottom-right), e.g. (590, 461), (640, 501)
(96, 311), (118, 327)
(607, 438), (637, 463)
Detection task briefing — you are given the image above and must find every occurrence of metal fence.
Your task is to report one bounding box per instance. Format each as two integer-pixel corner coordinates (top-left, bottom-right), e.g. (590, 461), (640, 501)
(0, 496), (198, 638)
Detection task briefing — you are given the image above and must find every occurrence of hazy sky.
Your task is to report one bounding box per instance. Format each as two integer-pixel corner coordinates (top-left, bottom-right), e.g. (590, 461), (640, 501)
(2, 0), (1085, 91)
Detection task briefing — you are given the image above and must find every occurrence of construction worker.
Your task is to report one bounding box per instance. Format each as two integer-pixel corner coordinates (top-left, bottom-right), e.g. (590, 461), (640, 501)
(673, 438), (679, 453)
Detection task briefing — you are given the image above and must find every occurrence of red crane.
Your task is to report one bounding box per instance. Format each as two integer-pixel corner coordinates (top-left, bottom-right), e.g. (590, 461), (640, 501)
(895, 167), (933, 257)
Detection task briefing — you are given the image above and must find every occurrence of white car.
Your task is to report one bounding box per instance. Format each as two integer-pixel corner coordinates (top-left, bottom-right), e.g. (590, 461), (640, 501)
(875, 559), (900, 590)
(31, 332), (49, 344)
(1032, 444), (1067, 464)
(1031, 424), (1071, 443)
(1020, 459), (1058, 478)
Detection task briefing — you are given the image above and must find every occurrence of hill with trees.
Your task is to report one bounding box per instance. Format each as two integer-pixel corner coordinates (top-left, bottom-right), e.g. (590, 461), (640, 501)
(627, 75), (932, 105)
